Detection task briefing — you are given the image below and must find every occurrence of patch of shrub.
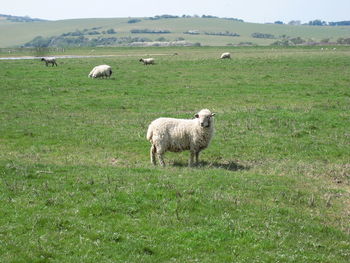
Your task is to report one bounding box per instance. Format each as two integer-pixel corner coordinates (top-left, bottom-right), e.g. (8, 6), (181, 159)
(337, 38), (350, 44)
(130, 29), (171, 34)
(271, 39), (295, 46)
(201, 15), (218, 18)
(251, 32), (275, 39)
(289, 37), (306, 45)
(1, 14), (45, 22)
(128, 18), (142, 24)
(183, 30), (200, 35)
(155, 37), (168, 42)
(204, 31), (240, 37)
(24, 36), (51, 47)
(87, 31), (101, 35)
(23, 35), (154, 47)
(106, 29), (117, 34)
(148, 15), (179, 20)
(237, 42), (255, 46)
(223, 17), (244, 22)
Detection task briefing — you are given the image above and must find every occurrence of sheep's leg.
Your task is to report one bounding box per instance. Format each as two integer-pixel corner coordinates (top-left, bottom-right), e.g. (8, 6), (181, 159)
(189, 150), (195, 167)
(150, 145), (157, 165)
(155, 145), (166, 166)
(157, 153), (165, 167)
(195, 151), (200, 165)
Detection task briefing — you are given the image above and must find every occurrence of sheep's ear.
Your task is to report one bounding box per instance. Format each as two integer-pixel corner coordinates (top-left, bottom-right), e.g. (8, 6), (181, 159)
(211, 113), (216, 117)
(194, 114), (199, 118)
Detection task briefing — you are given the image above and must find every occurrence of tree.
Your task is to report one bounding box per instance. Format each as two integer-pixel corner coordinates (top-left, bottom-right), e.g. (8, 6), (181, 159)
(308, 20), (327, 26)
(329, 21), (350, 26)
(26, 36), (51, 47)
(288, 20), (301, 26)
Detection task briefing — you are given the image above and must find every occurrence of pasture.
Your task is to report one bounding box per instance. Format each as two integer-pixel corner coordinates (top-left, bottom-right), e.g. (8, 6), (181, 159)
(0, 46), (349, 262)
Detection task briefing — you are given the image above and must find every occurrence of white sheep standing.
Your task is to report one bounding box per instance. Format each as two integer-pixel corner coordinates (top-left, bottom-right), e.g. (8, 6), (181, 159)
(147, 109), (215, 166)
(41, 57), (57, 66)
(88, 64), (113, 78)
(220, 52), (231, 59)
(139, 58), (155, 65)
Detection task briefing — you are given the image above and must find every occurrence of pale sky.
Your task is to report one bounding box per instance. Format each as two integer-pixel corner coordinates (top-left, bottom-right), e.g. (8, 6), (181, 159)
(1, 0), (349, 23)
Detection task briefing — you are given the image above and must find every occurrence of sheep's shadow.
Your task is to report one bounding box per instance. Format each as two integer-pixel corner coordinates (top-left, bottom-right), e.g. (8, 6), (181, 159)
(173, 160), (249, 171)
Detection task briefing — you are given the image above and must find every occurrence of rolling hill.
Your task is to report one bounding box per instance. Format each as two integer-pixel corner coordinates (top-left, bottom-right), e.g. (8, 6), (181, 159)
(1, 14), (350, 47)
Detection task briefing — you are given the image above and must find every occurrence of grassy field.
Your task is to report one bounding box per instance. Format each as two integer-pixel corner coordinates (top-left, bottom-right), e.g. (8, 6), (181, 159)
(0, 46), (349, 262)
(1, 17), (350, 47)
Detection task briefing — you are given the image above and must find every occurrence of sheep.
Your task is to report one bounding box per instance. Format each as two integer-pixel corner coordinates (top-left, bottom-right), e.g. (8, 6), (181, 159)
(88, 64), (112, 78)
(139, 58), (155, 65)
(41, 57), (57, 66)
(147, 109), (215, 167)
(220, 52), (231, 59)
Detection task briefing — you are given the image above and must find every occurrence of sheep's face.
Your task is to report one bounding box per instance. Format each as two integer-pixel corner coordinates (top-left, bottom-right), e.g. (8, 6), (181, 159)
(195, 109), (215, 128)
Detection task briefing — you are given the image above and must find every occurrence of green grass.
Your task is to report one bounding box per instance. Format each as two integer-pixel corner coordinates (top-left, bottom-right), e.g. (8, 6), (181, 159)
(1, 17), (350, 47)
(0, 46), (349, 262)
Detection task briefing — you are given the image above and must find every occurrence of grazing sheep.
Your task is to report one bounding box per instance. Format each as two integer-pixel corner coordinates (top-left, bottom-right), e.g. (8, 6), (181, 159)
(147, 109), (215, 167)
(41, 57), (57, 66)
(139, 58), (155, 65)
(88, 64), (112, 78)
(220, 52), (231, 59)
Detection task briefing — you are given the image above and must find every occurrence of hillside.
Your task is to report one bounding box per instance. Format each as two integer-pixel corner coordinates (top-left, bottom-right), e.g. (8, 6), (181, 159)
(1, 15), (350, 47)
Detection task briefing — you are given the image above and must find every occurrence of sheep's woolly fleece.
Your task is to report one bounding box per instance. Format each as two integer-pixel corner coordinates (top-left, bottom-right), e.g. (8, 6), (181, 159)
(220, 52), (231, 59)
(88, 64), (112, 78)
(147, 109), (215, 166)
(139, 58), (155, 65)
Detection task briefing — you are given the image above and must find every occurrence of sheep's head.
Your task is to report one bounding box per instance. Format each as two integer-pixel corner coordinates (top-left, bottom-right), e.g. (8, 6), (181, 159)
(139, 58), (143, 62)
(195, 109), (215, 128)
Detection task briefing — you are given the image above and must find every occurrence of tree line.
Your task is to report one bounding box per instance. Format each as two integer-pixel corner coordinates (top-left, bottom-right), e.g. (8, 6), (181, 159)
(275, 19), (350, 26)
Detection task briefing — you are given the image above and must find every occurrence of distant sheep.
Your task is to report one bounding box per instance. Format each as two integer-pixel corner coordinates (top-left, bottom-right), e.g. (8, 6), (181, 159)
(220, 52), (231, 59)
(139, 58), (155, 65)
(147, 109), (215, 166)
(88, 64), (113, 78)
(41, 57), (57, 66)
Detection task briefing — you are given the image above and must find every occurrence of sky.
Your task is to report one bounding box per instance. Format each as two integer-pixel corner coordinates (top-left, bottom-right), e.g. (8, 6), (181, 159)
(1, 0), (349, 23)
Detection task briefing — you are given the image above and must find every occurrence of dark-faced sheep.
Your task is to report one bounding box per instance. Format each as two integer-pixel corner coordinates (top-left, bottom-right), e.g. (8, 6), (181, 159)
(41, 57), (57, 66)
